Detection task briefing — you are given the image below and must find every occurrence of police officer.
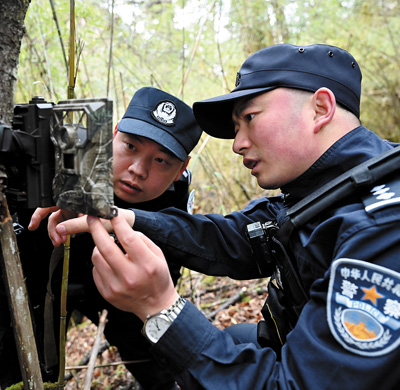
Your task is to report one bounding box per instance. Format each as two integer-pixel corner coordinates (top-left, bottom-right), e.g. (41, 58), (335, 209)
(15, 87), (202, 390)
(46, 44), (400, 389)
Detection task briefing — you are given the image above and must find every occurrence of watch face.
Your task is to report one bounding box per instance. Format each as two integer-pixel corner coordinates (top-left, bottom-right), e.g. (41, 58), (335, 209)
(145, 315), (171, 343)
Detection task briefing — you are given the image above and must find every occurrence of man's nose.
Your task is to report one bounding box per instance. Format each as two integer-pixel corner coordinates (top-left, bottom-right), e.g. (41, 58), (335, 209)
(232, 130), (250, 155)
(128, 159), (148, 179)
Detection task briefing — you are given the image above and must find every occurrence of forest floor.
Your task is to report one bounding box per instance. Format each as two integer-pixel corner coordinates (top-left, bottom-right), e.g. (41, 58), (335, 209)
(64, 272), (269, 389)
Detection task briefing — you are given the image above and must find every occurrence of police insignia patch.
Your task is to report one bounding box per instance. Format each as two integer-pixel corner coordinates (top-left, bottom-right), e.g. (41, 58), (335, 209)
(151, 101), (177, 126)
(327, 259), (400, 357)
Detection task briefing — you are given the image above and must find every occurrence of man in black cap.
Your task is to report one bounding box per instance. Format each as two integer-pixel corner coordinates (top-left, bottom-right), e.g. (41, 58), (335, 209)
(45, 44), (400, 389)
(24, 87), (202, 390)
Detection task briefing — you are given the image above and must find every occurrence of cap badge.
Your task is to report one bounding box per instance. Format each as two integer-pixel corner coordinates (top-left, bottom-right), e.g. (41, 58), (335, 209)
(235, 72), (241, 87)
(152, 101), (177, 126)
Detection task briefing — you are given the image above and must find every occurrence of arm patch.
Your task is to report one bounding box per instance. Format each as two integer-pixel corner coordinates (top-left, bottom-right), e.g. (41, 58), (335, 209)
(327, 258), (400, 357)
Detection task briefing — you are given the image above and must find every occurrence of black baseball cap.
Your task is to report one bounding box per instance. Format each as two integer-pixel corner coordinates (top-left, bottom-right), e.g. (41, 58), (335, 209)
(117, 87), (202, 161)
(193, 43), (362, 139)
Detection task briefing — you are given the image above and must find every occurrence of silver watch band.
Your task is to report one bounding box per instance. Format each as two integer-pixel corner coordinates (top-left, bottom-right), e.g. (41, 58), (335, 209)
(142, 296), (187, 344)
(164, 296), (186, 321)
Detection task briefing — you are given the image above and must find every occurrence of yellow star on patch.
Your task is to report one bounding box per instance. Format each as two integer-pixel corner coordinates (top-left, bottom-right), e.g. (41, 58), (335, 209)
(361, 285), (384, 306)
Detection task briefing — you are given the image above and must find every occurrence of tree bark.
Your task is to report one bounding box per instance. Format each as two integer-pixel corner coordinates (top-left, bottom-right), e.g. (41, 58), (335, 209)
(0, 0), (30, 124)
(0, 1), (44, 389)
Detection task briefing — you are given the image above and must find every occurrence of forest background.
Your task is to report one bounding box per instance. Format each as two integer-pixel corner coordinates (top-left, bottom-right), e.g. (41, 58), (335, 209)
(2, 0), (400, 388)
(16, 0), (400, 214)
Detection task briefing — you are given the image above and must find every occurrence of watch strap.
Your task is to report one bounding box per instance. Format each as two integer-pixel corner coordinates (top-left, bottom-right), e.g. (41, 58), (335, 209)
(163, 295), (186, 321)
(143, 296), (186, 343)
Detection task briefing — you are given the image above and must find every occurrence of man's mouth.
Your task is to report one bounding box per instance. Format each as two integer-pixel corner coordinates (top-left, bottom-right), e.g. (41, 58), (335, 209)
(121, 180), (142, 193)
(243, 158), (258, 170)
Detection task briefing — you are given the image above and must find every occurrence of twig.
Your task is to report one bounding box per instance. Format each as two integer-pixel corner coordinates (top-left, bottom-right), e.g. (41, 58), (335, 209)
(49, 0), (68, 74)
(66, 359), (151, 371)
(83, 309), (108, 390)
(58, 235), (70, 389)
(64, 340), (110, 381)
(206, 291), (244, 320)
(177, 0), (217, 96)
(106, 0), (114, 97)
(204, 281), (269, 320)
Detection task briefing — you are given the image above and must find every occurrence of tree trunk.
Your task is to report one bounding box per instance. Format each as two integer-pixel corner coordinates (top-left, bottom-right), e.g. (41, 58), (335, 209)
(0, 1), (44, 389)
(0, 0), (30, 123)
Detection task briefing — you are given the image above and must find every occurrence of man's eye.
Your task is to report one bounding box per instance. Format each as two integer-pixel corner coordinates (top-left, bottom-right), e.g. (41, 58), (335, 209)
(155, 157), (170, 166)
(125, 142), (136, 150)
(244, 113), (255, 122)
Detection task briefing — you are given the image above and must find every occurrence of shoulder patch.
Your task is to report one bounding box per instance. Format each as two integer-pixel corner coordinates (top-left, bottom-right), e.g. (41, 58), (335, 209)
(327, 258), (400, 357)
(363, 176), (400, 214)
(187, 189), (195, 215)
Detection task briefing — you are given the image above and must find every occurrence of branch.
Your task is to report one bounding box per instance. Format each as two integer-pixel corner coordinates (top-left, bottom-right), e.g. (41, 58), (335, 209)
(205, 291), (244, 320)
(83, 310), (108, 390)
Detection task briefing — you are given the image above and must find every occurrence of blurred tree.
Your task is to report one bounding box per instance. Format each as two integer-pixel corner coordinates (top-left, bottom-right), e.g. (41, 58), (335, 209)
(0, 3), (46, 390)
(0, 0), (30, 123)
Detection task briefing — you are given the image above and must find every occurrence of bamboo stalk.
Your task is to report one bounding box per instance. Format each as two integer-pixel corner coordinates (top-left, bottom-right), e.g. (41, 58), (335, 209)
(68, 0), (75, 99)
(57, 235), (70, 389)
(58, 2), (76, 388)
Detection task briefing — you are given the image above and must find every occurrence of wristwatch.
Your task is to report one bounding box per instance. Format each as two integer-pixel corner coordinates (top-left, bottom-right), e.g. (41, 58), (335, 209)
(142, 296), (186, 344)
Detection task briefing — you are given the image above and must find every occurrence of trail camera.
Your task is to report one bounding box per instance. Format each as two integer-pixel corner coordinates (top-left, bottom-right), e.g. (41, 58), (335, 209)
(0, 96), (115, 219)
(51, 98), (115, 218)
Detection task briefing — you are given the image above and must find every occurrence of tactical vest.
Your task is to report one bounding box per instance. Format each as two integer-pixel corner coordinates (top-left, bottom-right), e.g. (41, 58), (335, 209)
(247, 145), (400, 359)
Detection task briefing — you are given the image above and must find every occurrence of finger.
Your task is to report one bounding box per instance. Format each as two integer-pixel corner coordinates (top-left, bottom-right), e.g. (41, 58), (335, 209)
(48, 210), (68, 246)
(28, 206), (59, 231)
(91, 242), (115, 282)
(87, 215), (127, 272)
(57, 215), (112, 237)
(110, 214), (159, 265)
(91, 243), (120, 304)
(55, 215), (89, 238)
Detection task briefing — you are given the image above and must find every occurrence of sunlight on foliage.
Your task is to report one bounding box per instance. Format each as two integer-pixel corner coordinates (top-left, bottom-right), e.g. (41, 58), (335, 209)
(16, 0), (400, 213)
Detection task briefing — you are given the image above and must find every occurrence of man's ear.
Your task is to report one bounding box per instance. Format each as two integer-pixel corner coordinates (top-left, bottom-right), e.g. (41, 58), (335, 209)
(312, 88), (336, 133)
(174, 156), (191, 181)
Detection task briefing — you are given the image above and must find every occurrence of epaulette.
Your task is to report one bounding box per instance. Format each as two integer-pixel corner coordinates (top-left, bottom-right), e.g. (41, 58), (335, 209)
(362, 175), (400, 214)
(286, 145), (400, 228)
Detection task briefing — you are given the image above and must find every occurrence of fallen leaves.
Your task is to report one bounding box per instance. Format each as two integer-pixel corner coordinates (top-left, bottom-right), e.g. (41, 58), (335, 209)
(64, 273), (269, 389)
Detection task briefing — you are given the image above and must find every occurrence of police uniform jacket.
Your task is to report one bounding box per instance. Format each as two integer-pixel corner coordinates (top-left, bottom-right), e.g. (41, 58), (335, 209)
(132, 126), (400, 389)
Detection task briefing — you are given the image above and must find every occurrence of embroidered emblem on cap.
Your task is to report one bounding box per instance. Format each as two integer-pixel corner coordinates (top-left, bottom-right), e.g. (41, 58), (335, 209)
(152, 101), (177, 126)
(327, 258), (400, 357)
(235, 72), (241, 87)
(363, 176), (400, 214)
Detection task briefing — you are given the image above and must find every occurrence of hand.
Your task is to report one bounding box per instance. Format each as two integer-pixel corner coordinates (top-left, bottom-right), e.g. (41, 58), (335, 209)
(28, 206), (60, 231)
(31, 205), (135, 247)
(51, 208), (136, 246)
(29, 207), (79, 246)
(88, 213), (178, 321)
